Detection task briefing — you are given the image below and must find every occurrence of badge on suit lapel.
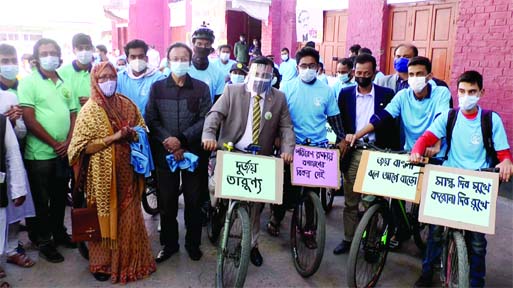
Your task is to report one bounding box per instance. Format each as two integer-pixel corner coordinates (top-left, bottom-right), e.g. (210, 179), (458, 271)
(264, 111), (272, 120)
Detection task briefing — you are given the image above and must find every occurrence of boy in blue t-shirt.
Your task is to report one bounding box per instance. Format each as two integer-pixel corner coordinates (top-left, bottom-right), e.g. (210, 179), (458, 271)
(410, 70), (513, 287)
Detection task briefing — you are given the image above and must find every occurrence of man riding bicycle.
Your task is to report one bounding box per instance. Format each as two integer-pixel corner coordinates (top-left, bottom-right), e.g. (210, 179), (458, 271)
(410, 70), (513, 287)
(202, 56), (295, 267)
(266, 46), (348, 238)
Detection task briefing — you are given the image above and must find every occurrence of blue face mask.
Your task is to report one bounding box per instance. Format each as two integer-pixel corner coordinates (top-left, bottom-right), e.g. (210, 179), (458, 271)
(170, 61), (190, 77)
(393, 57), (409, 73)
(230, 74), (245, 84)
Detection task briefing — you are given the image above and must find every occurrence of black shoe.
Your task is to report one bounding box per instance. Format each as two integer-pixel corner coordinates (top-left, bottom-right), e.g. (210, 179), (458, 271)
(414, 272), (433, 287)
(54, 234), (77, 249)
(39, 244), (64, 263)
(250, 247), (263, 267)
(185, 246), (203, 261)
(92, 272), (110, 282)
(155, 246), (179, 263)
(333, 240), (352, 255)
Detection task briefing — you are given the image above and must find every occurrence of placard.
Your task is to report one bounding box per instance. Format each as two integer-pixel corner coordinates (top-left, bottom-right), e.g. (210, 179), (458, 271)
(291, 145), (340, 189)
(419, 164), (499, 234)
(215, 151), (284, 204)
(354, 150), (423, 203)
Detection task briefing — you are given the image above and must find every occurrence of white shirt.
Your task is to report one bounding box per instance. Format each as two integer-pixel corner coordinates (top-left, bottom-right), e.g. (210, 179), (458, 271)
(0, 91), (26, 140)
(235, 91), (266, 151)
(355, 85), (376, 142)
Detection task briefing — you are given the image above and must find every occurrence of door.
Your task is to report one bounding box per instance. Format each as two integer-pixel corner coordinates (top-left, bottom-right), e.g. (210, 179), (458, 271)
(297, 10), (348, 75)
(386, 1), (457, 84)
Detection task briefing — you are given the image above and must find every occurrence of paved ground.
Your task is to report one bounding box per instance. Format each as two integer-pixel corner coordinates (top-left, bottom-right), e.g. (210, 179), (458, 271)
(2, 195), (512, 287)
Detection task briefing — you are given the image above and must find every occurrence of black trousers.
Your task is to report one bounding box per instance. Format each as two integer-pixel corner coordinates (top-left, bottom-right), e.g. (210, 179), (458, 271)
(25, 158), (69, 245)
(157, 166), (203, 249)
(271, 164), (300, 224)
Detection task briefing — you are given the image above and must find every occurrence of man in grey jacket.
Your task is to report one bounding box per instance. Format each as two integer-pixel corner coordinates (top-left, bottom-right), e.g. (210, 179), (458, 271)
(145, 42), (212, 263)
(202, 56), (295, 267)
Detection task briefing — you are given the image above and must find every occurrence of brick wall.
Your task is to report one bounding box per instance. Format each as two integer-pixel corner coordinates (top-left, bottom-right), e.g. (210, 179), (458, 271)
(451, 0), (513, 149)
(345, 0), (389, 70)
(128, 0), (169, 56)
(262, 0), (297, 60)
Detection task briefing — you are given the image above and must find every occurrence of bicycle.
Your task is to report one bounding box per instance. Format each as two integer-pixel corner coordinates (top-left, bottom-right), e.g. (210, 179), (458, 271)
(438, 167), (499, 288)
(346, 141), (428, 288)
(142, 176), (159, 216)
(289, 139), (335, 277)
(216, 143), (276, 288)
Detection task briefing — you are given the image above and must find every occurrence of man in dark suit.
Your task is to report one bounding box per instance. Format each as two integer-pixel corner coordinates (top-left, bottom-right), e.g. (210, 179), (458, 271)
(202, 56), (295, 267)
(333, 54), (401, 255)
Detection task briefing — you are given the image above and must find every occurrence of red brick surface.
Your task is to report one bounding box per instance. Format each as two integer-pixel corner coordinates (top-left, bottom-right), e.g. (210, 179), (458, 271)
(451, 0), (513, 149)
(262, 0), (297, 59)
(345, 0), (389, 70)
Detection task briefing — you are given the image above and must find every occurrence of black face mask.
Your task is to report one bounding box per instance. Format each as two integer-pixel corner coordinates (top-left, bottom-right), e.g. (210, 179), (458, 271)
(192, 46), (213, 70)
(355, 76), (373, 88)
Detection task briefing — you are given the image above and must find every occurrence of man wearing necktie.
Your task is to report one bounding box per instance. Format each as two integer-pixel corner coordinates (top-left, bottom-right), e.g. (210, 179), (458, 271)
(202, 56), (295, 267)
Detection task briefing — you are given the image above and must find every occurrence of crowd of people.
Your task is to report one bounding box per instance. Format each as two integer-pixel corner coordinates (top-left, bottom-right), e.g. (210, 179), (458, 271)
(0, 23), (511, 288)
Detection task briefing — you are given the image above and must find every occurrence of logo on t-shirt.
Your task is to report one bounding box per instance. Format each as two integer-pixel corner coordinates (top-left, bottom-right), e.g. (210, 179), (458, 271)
(471, 133), (481, 145)
(314, 97), (321, 107)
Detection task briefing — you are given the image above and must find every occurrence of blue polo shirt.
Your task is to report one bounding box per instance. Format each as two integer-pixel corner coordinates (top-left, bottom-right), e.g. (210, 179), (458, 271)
(188, 64), (225, 103)
(281, 77), (339, 144)
(332, 79), (356, 100)
(427, 107), (510, 169)
(116, 69), (165, 116)
(211, 58), (236, 81)
(377, 84), (451, 151)
(279, 59), (298, 84)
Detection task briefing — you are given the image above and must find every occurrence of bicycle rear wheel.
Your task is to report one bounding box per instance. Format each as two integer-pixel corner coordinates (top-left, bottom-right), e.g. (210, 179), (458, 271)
(142, 177), (159, 215)
(346, 203), (391, 288)
(444, 231), (469, 288)
(290, 190), (326, 277)
(216, 204), (251, 288)
(320, 188), (335, 214)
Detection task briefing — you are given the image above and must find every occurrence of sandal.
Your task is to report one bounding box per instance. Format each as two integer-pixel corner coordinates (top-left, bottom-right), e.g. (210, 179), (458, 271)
(0, 281), (10, 288)
(266, 221), (280, 237)
(7, 252), (35, 268)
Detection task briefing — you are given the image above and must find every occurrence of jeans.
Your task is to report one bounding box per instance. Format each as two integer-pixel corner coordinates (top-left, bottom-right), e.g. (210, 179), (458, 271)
(25, 158), (69, 245)
(423, 225), (487, 287)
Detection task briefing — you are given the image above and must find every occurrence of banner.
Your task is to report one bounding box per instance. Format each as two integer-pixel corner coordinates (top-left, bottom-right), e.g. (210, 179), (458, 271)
(296, 0), (324, 43)
(354, 151), (423, 203)
(419, 164), (499, 234)
(291, 145), (340, 189)
(215, 151), (284, 204)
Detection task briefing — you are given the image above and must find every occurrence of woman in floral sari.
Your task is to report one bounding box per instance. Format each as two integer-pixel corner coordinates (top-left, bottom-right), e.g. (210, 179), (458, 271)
(68, 62), (156, 283)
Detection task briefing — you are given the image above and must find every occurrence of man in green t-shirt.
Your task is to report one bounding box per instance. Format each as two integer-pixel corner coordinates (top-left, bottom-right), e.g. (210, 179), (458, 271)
(58, 33), (93, 108)
(18, 38), (79, 263)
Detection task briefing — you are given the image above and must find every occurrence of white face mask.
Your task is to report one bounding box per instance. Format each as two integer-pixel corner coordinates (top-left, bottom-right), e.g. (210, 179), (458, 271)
(337, 73), (350, 83)
(219, 52), (230, 62)
(129, 59), (147, 73)
(299, 68), (317, 83)
(230, 74), (245, 84)
(0, 65), (19, 80)
(281, 54), (289, 61)
(408, 76), (427, 93)
(76, 50), (93, 65)
(98, 80), (117, 97)
(170, 61), (190, 77)
(39, 56), (60, 71)
(458, 94), (480, 111)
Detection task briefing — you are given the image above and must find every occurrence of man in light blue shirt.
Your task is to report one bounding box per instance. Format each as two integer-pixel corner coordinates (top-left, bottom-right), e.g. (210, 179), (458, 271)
(210, 44), (236, 84)
(117, 39), (165, 116)
(332, 57), (356, 99)
(188, 25), (225, 103)
(278, 47), (297, 87)
(267, 47), (347, 237)
(347, 56), (451, 154)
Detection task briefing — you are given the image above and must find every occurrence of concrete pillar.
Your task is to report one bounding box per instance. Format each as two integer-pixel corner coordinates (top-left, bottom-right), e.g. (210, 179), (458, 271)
(128, 0), (169, 56)
(262, 0), (297, 59)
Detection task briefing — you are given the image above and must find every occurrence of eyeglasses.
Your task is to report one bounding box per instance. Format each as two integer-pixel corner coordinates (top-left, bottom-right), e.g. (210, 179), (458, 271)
(298, 63), (318, 70)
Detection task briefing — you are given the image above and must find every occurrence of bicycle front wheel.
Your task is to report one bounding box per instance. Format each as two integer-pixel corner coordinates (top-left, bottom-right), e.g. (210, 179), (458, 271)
(290, 190), (326, 277)
(142, 179), (159, 215)
(216, 205), (251, 288)
(347, 203), (391, 288)
(409, 203), (428, 252)
(444, 231), (469, 288)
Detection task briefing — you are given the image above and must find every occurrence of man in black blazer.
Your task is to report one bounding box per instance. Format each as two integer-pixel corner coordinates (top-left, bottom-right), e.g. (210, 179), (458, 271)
(333, 54), (401, 254)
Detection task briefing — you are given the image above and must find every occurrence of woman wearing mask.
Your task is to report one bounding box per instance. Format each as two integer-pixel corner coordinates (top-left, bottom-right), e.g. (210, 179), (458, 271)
(68, 62), (155, 284)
